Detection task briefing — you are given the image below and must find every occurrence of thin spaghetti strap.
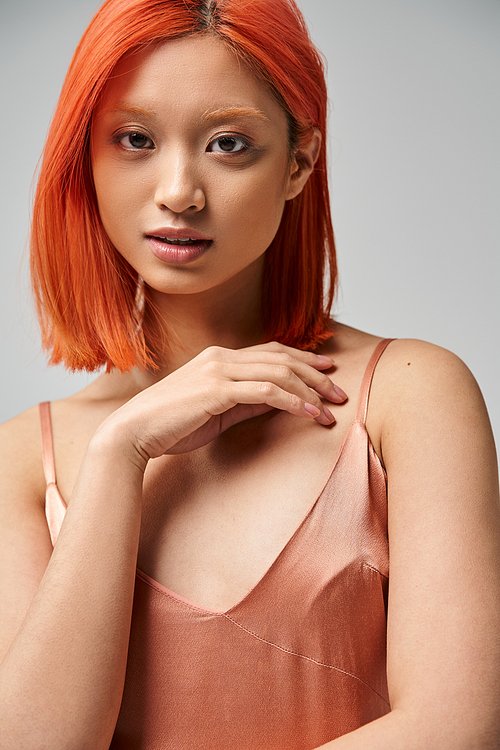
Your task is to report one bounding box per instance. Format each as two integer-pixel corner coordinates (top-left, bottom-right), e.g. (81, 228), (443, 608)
(39, 401), (56, 486)
(39, 402), (66, 546)
(355, 339), (395, 425)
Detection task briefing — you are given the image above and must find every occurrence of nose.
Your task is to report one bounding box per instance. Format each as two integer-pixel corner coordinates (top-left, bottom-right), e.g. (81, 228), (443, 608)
(154, 150), (206, 214)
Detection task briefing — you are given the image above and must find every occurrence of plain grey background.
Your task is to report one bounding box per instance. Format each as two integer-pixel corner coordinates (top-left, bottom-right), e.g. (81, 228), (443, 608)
(1, 0), (499, 447)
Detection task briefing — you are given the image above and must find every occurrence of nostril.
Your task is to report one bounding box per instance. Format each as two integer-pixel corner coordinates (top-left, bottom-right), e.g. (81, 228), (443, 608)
(154, 183), (205, 213)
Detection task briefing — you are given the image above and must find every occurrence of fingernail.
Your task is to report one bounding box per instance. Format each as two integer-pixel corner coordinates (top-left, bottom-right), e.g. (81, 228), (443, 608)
(305, 402), (321, 417)
(333, 384), (347, 401)
(323, 406), (335, 423)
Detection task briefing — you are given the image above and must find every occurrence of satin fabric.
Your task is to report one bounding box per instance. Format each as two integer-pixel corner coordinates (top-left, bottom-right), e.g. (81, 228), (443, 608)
(41, 339), (393, 749)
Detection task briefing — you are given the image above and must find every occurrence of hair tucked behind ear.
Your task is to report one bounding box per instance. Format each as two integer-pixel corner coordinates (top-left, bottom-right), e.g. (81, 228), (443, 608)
(30, 0), (336, 372)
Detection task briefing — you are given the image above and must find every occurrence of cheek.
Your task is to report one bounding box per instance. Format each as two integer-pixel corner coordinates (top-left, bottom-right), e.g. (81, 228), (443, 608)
(92, 161), (139, 237)
(92, 160), (116, 221)
(220, 164), (289, 233)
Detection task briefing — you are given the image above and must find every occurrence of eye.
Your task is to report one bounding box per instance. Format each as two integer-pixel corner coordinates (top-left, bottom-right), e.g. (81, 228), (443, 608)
(208, 136), (248, 154)
(118, 132), (154, 150)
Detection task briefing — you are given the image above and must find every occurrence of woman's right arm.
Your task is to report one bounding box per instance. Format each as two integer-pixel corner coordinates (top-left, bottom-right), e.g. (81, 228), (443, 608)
(0, 344), (342, 750)
(0, 410), (145, 750)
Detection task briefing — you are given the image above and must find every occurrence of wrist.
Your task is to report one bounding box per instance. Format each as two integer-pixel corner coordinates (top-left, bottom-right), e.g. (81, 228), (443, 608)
(88, 413), (149, 478)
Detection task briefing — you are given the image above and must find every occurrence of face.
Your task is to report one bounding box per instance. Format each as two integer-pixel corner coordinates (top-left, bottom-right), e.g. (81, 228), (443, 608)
(91, 34), (315, 301)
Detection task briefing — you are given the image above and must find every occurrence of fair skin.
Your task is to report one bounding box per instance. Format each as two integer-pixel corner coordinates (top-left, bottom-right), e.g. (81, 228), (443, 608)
(0, 33), (499, 750)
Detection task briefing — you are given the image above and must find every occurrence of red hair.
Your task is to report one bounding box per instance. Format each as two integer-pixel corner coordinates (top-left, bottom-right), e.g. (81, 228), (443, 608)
(30, 0), (337, 372)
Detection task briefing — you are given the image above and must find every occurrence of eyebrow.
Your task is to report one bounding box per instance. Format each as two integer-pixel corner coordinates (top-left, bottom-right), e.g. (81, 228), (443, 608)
(201, 107), (270, 123)
(100, 103), (270, 124)
(102, 104), (157, 118)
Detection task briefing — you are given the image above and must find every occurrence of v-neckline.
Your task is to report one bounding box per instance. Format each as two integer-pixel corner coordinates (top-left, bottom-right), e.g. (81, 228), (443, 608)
(132, 420), (372, 616)
(51, 421), (370, 616)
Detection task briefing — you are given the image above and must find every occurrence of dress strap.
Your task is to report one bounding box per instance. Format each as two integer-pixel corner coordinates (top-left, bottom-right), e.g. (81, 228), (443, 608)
(39, 401), (56, 486)
(39, 402), (67, 547)
(355, 339), (395, 425)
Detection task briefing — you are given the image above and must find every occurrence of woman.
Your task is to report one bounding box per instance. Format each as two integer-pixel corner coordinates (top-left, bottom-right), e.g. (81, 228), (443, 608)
(0, 0), (499, 748)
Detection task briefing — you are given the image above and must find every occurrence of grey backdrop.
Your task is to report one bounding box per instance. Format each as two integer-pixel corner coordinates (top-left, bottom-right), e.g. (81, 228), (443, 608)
(1, 0), (499, 447)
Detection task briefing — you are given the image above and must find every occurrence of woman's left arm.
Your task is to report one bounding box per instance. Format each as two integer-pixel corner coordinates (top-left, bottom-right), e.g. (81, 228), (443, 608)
(317, 340), (500, 749)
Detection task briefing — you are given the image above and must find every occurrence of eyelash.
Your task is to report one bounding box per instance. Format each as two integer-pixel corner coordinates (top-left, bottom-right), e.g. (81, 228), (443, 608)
(115, 132), (154, 150)
(207, 135), (250, 154)
(114, 131), (251, 155)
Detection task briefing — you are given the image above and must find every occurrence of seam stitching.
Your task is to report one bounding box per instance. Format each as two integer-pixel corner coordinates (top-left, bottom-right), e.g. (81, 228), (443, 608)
(136, 572), (225, 615)
(222, 613), (390, 706)
(362, 561), (389, 580)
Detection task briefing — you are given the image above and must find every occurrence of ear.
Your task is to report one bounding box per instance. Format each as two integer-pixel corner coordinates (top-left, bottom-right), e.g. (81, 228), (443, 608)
(285, 128), (322, 201)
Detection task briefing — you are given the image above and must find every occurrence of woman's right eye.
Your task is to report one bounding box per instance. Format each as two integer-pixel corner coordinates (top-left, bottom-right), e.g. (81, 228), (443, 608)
(118, 132), (154, 150)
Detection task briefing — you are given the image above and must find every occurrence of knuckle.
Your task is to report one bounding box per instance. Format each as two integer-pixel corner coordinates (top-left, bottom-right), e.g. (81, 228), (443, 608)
(275, 364), (294, 381)
(309, 387), (323, 404)
(281, 353), (295, 366)
(266, 341), (282, 352)
(259, 381), (276, 398)
(202, 359), (221, 377)
(202, 345), (224, 360)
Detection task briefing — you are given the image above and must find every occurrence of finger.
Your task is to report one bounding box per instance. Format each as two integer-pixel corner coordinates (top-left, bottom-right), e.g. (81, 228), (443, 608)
(218, 403), (275, 432)
(218, 360), (346, 407)
(252, 343), (335, 371)
(247, 347), (348, 403)
(211, 362), (327, 417)
(263, 359), (347, 404)
(202, 343), (334, 371)
(220, 378), (335, 426)
(244, 342), (335, 370)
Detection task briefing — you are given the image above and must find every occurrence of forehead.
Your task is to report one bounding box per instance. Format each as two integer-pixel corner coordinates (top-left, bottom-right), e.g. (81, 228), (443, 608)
(96, 33), (287, 128)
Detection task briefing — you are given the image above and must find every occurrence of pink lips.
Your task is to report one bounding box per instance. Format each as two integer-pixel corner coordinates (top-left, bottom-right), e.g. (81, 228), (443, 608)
(145, 227), (212, 265)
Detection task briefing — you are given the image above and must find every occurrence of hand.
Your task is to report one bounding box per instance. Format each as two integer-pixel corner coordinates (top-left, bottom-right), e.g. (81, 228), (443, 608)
(99, 342), (347, 465)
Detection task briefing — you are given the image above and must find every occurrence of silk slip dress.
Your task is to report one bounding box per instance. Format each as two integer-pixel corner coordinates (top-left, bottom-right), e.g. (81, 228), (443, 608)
(40, 338), (393, 749)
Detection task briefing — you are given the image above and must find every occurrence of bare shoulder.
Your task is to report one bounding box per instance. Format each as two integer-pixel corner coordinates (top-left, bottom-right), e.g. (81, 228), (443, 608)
(0, 405), (47, 507)
(373, 337), (480, 393)
(368, 338), (496, 476)
(0, 377), (110, 510)
(333, 330), (479, 395)
(326, 328), (495, 467)
(371, 337), (490, 424)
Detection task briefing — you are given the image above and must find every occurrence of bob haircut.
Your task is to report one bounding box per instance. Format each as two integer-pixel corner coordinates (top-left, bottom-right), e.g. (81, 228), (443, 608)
(30, 0), (337, 372)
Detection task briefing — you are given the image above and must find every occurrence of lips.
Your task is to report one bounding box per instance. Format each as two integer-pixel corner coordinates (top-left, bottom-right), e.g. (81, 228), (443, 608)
(145, 227), (212, 264)
(152, 236), (204, 246)
(146, 226), (211, 241)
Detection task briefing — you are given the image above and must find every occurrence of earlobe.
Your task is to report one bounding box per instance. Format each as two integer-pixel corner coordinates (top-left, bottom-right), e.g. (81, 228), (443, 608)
(285, 128), (322, 201)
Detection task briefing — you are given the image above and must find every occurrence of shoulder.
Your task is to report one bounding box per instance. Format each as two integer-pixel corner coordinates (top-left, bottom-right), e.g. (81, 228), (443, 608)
(374, 337), (479, 393)
(371, 337), (488, 431)
(0, 405), (47, 507)
(327, 327), (494, 466)
(368, 338), (496, 481)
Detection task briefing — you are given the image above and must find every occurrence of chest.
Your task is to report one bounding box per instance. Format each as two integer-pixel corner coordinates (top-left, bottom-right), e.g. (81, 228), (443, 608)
(136, 407), (353, 612)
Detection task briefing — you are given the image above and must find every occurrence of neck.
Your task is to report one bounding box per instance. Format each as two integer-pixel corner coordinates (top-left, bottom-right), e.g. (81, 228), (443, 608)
(110, 260), (265, 394)
(152, 285), (264, 371)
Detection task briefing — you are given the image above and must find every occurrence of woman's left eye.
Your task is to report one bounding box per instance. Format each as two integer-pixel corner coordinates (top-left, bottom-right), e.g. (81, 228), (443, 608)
(208, 136), (248, 154)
